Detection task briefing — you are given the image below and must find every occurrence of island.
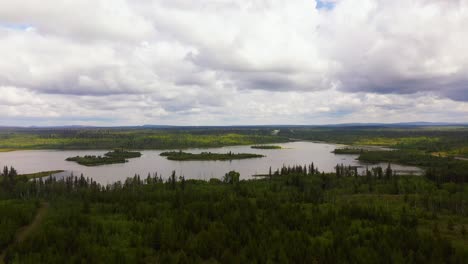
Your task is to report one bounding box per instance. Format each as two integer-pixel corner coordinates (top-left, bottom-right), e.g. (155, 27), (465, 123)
(66, 149), (142, 166)
(332, 148), (366, 154)
(160, 151), (265, 161)
(251, 145), (282, 149)
(103, 149), (142, 158)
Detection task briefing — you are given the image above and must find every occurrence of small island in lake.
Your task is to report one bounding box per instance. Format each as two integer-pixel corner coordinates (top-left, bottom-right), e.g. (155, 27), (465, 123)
(66, 149), (142, 166)
(103, 149), (142, 158)
(160, 151), (265, 161)
(332, 148), (366, 154)
(251, 145), (282, 149)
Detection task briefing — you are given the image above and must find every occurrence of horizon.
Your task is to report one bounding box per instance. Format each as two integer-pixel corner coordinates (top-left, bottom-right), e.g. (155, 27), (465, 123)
(0, 0), (467, 126)
(1, 2), (468, 261)
(1, 121), (468, 129)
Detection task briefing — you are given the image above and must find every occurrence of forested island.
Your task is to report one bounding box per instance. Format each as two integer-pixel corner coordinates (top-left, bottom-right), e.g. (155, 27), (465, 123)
(160, 151), (264, 161)
(66, 150), (142, 166)
(104, 149), (142, 158)
(332, 147), (366, 154)
(251, 145), (282, 149)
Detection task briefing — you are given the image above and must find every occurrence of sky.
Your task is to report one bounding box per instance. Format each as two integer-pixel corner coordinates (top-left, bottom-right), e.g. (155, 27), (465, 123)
(0, 0), (467, 126)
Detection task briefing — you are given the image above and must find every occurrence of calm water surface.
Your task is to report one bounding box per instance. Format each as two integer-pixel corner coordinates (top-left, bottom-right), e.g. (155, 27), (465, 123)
(0, 142), (421, 184)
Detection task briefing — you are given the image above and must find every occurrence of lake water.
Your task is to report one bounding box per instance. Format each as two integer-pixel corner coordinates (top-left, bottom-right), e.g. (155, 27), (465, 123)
(0, 141), (422, 185)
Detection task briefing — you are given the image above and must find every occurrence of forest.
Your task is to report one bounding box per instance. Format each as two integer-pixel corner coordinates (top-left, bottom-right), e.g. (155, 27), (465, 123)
(159, 151), (264, 161)
(251, 145), (282, 149)
(333, 148), (366, 154)
(1, 125), (467, 157)
(1, 125), (468, 263)
(278, 126), (468, 158)
(0, 162), (467, 263)
(0, 127), (287, 151)
(66, 150), (142, 166)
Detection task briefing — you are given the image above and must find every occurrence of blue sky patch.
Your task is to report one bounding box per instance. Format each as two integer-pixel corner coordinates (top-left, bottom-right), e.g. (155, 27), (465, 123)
(0, 22), (32, 31)
(316, 0), (336, 10)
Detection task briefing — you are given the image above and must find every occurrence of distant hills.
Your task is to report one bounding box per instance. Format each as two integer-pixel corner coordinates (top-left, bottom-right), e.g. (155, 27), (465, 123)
(318, 122), (468, 128)
(0, 122), (467, 130)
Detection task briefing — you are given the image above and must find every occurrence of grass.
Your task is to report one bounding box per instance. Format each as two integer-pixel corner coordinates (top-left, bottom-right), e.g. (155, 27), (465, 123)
(18, 171), (64, 180)
(355, 136), (441, 147)
(0, 148), (16, 152)
(0, 171), (64, 182)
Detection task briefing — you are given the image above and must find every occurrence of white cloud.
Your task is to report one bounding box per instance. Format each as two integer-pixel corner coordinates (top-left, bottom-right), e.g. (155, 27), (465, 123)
(323, 0), (468, 100)
(0, 0), (154, 41)
(0, 0), (467, 125)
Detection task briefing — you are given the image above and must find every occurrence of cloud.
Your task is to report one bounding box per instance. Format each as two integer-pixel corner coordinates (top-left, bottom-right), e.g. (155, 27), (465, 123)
(0, 0), (154, 41)
(144, 0), (330, 91)
(323, 0), (468, 101)
(0, 0), (467, 125)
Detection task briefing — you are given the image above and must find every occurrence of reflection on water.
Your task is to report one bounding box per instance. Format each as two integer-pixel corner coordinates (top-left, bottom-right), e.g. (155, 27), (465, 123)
(0, 142), (422, 185)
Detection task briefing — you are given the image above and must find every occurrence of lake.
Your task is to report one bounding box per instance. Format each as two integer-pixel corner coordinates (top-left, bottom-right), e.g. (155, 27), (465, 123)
(0, 141), (422, 184)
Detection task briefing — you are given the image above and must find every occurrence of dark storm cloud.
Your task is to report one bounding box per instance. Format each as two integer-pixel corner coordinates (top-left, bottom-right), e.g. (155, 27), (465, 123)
(338, 74), (468, 102)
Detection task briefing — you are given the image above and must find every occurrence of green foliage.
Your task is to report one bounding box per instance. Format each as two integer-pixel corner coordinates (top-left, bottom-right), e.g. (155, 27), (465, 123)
(66, 150), (142, 166)
(358, 150), (434, 165)
(251, 145), (282, 149)
(0, 164), (466, 263)
(223, 171), (240, 184)
(17, 171), (64, 181)
(0, 128), (287, 150)
(333, 148), (366, 154)
(358, 150), (468, 183)
(0, 200), (38, 250)
(160, 151), (264, 161)
(66, 155), (128, 166)
(1, 126), (468, 262)
(104, 149), (142, 158)
(279, 127), (468, 158)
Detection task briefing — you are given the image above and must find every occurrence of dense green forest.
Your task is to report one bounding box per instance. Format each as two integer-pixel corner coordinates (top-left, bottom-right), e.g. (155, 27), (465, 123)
(159, 151), (264, 161)
(0, 128), (287, 151)
(0, 161), (467, 263)
(65, 155), (129, 166)
(333, 148), (366, 154)
(357, 150), (468, 183)
(1, 126), (468, 263)
(278, 126), (468, 158)
(104, 149), (142, 159)
(1, 126), (467, 157)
